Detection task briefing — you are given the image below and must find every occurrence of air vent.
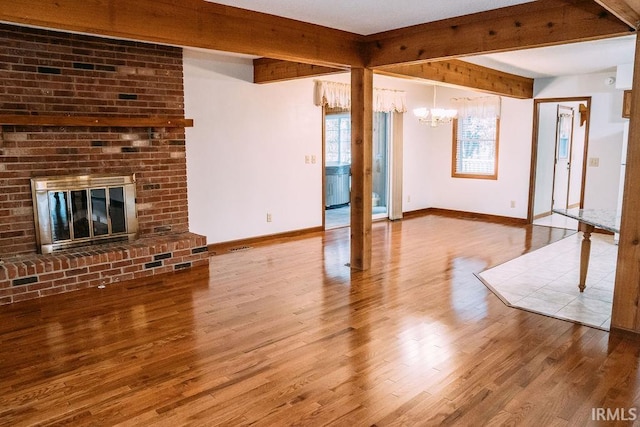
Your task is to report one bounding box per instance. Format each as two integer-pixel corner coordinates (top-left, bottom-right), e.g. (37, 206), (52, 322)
(229, 246), (252, 252)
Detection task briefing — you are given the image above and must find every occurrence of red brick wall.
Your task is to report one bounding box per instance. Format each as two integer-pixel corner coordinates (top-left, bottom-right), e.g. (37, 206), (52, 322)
(0, 24), (190, 256)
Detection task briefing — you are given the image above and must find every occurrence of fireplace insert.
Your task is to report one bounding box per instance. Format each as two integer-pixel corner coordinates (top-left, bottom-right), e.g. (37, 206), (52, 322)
(31, 174), (138, 253)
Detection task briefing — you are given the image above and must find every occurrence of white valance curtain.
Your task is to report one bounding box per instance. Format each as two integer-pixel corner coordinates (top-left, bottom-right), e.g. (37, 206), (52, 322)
(313, 80), (407, 113)
(451, 96), (501, 119)
(373, 88), (407, 113)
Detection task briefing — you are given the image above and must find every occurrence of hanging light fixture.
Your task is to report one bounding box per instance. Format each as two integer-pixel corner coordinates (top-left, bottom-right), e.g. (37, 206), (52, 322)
(413, 85), (457, 127)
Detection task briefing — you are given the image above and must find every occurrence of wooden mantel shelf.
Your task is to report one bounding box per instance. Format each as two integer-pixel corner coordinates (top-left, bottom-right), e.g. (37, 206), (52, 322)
(0, 115), (194, 128)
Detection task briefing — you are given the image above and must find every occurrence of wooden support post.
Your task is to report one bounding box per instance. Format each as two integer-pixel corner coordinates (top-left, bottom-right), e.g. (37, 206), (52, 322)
(612, 31), (640, 333)
(350, 68), (373, 271)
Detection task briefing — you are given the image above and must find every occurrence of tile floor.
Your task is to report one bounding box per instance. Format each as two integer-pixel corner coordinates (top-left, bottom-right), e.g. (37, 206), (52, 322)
(478, 231), (618, 331)
(533, 212), (579, 230)
(325, 204), (388, 229)
(325, 205), (351, 229)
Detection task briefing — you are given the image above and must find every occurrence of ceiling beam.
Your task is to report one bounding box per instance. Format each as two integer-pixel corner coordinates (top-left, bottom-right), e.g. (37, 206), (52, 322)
(595, 0), (640, 28)
(254, 57), (533, 99)
(366, 0), (633, 68)
(253, 58), (346, 84)
(376, 60), (534, 99)
(0, 0), (365, 68)
(0, 0), (633, 74)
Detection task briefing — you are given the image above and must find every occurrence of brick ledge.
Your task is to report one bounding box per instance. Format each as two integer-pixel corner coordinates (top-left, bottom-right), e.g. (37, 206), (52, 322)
(0, 232), (209, 305)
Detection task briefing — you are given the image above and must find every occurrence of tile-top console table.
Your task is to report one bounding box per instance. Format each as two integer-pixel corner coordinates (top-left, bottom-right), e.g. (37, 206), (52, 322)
(552, 208), (620, 292)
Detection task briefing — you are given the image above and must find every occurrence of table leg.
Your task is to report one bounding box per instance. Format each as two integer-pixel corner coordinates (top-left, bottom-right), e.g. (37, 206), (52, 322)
(578, 222), (594, 292)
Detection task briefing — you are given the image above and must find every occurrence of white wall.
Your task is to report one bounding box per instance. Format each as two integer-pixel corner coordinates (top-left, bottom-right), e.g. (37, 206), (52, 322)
(535, 72), (625, 210)
(616, 63), (634, 89)
(421, 86), (534, 218)
(184, 50), (323, 243)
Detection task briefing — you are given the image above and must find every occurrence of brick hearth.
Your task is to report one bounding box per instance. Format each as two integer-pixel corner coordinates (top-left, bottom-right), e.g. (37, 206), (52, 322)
(0, 233), (208, 305)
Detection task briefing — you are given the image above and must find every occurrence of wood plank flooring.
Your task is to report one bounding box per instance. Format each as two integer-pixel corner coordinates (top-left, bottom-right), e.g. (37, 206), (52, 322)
(1, 214), (639, 426)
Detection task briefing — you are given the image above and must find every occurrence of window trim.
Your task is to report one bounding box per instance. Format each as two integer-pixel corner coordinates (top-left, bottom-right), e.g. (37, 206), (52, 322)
(451, 117), (500, 180)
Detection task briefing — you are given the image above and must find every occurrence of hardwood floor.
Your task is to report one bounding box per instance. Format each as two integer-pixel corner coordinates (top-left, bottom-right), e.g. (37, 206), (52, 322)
(1, 214), (639, 426)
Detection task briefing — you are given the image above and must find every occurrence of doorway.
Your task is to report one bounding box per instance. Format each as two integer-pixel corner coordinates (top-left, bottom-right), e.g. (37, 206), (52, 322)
(372, 112), (390, 219)
(552, 105), (576, 211)
(529, 97), (590, 229)
(323, 109), (393, 229)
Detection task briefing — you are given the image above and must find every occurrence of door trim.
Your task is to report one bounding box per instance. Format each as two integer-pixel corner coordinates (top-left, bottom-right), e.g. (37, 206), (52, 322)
(528, 96), (591, 223)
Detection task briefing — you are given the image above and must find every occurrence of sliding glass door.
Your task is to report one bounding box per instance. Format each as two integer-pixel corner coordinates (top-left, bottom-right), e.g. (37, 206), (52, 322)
(324, 110), (391, 228)
(372, 112), (389, 219)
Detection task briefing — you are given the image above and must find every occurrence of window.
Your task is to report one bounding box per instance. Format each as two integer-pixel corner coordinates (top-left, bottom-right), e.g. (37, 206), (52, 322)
(452, 116), (499, 179)
(325, 112), (351, 164)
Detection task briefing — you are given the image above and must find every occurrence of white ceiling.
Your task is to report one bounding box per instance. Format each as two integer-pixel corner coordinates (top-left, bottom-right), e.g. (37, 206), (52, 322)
(208, 0), (536, 35)
(463, 35), (636, 78)
(207, 0), (636, 78)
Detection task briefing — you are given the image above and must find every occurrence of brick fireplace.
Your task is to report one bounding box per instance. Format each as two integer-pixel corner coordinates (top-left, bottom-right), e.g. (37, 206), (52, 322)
(0, 24), (209, 304)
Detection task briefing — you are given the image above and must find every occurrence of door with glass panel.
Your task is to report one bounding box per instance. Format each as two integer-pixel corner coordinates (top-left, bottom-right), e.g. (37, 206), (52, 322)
(372, 112), (389, 219)
(552, 105), (574, 210)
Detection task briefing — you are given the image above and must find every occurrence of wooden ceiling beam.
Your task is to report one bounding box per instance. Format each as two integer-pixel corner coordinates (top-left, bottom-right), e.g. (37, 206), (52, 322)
(595, 0), (640, 28)
(0, 0), (633, 77)
(376, 60), (534, 99)
(255, 57), (533, 99)
(0, 0), (365, 68)
(366, 0), (633, 68)
(253, 58), (346, 84)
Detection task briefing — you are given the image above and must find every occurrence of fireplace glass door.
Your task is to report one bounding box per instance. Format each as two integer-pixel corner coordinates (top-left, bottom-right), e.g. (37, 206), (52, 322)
(109, 187), (126, 234)
(48, 191), (71, 242)
(72, 189), (91, 239)
(32, 174), (138, 253)
(48, 187), (126, 243)
(91, 188), (108, 237)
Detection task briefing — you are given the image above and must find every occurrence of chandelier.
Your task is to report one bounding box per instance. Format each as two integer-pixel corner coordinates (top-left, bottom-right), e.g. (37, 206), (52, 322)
(413, 85), (457, 127)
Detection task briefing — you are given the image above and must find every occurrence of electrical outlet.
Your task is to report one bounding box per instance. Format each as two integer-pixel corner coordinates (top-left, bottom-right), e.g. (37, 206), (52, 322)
(311, 155), (316, 164)
(510, 200), (516, 208)
(266, 213), (272, 222)
(304, 155), (310, 164)
(407, 195), (411, 203)
(588, 157), (600, 167)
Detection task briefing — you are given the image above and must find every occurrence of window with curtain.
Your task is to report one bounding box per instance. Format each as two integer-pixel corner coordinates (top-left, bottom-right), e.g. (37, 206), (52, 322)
(451, 96), (501, 180)
(313, 80), (407, 114)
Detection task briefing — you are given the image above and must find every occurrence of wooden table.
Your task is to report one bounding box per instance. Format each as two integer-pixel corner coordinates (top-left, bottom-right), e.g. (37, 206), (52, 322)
(552, 208), (620, 292)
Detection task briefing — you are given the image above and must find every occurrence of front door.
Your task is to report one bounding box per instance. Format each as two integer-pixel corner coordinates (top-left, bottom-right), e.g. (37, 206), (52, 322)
(552, 105), (574, 210)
